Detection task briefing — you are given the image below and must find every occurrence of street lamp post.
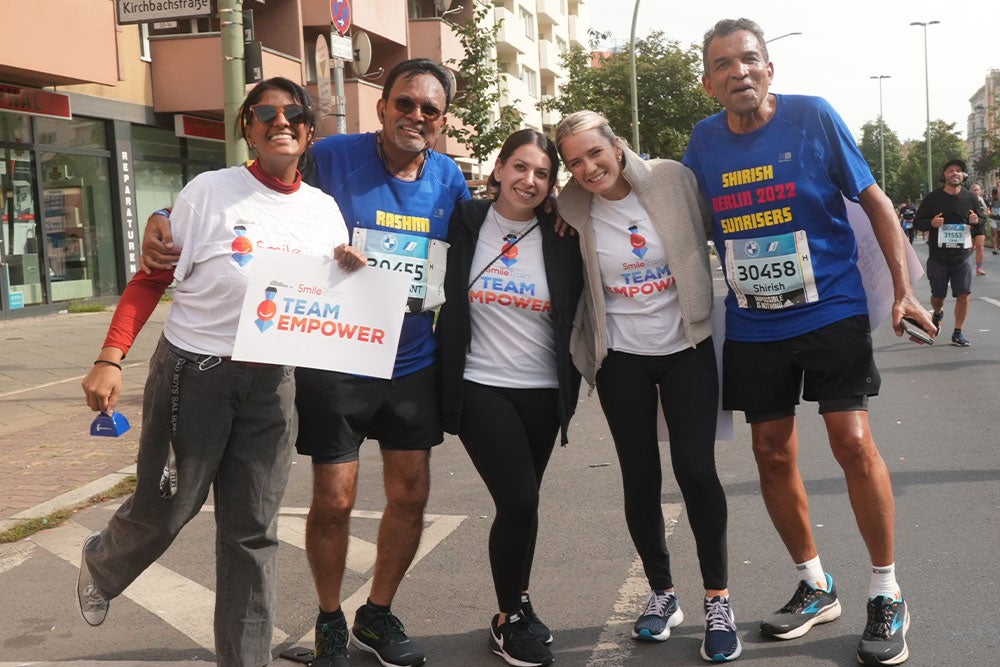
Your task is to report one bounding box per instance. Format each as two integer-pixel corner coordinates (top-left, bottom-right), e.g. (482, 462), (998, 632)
(910, 20), (940, 194)
(870, 74), (891, 191)
(765, 31), (802, 44)
(629, 0), (641, 154)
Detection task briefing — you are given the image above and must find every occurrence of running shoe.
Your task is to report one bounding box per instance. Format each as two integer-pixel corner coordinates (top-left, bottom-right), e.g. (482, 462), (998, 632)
(631, 589), (684, 641)
(77, 532), (109, 626)
(350, 604), (426, 667)
(951, 331), (971, 347)
(520, 593), (553, 645)
(856, 596), (910, 665)
(976, 268), (987, 276)
(314, 612), (351, 667)
(489, 612), (554, 667)
(700, 595), (742, 662)
(760, 574), (842, 640)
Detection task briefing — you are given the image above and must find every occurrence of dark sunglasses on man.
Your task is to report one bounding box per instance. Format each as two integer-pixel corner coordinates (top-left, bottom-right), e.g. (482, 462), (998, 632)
(389, 96), (443, 121)
(248, 103), (308, 125)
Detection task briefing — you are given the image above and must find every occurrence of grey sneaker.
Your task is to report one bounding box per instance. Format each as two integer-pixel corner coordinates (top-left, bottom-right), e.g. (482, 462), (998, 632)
(632, 589), (684, 641)
(313, 610), (351, 666)
(77, 532), (109, 626)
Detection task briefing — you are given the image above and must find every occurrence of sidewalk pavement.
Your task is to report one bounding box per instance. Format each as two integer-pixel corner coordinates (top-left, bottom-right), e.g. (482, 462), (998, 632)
(0, 304), (169, 533)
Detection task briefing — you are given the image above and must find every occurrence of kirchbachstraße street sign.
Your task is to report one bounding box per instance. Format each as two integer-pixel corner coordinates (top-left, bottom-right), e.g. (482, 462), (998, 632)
(116, 0), (212, 25)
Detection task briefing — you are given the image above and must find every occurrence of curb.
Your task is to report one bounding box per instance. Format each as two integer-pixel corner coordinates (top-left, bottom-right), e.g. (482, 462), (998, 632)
(0, 464), (137, 535)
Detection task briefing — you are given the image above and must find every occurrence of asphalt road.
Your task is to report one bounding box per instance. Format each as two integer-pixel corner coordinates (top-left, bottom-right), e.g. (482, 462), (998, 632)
(2, 241), (998, 666)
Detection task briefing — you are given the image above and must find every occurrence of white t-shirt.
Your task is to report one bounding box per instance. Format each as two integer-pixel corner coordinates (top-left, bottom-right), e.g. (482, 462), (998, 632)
(464, 208), (558, 388)
(591, 191), (689, 356)
(163, 166), (349, 356)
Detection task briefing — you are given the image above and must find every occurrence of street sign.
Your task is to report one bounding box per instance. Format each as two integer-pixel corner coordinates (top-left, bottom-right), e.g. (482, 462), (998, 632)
(116, 0), (211, 25)
(330, 33), (353, 61)
(331, 0), (351, 36)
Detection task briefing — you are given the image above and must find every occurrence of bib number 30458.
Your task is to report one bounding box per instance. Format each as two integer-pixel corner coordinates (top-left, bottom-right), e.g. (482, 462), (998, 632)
(724, 230), (818, 310)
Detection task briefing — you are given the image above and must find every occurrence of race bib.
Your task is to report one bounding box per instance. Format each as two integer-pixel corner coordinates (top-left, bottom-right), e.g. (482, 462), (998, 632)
(938, 223), (971, 249)
(724, 230), (818, 310)
(352, 228), (448, 313)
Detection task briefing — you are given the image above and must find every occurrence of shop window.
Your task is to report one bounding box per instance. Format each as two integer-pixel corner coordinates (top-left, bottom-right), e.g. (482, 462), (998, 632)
(36, 117), (107, 151)
(40, 152), (116, 301)
(133, 125), (182, 159)
(1, 147), (45, 307)
(0, 110), (32, 144)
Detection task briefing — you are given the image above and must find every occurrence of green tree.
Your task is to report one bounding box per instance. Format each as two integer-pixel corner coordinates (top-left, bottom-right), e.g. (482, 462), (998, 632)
(896, 120), (966, 199)
(859, 118), (904, 202)
(539, 31), (718, 160)
(444, 2), (523, 168)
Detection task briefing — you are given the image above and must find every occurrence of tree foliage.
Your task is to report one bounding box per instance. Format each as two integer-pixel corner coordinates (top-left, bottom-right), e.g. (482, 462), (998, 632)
(892, 120), (966, 201)
(859, 119), (904, 202)
(539, 31), (718, 160)
(444, 2), (523, 167)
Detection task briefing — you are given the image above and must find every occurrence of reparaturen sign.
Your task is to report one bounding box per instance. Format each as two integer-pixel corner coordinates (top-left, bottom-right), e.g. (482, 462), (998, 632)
(117, 0), (212, 25)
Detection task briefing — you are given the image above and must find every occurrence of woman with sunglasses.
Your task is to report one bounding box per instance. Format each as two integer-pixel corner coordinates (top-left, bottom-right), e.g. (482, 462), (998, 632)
(554, 111), (741, 663)
(437, 129), (583, 667)
(77, 77), (364, 666)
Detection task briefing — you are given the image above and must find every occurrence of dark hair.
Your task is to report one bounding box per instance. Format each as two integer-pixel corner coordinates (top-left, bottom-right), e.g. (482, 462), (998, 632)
(237, 76), (316, 141)
(487, 129), (559, 212)
(382, 58), (452, 112)
(236, 77), (316, 172)
(702, 18), (768, 73)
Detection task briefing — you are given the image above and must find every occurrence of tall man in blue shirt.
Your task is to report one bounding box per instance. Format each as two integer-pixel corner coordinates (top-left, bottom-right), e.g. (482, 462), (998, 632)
(683, 18), (933, 666)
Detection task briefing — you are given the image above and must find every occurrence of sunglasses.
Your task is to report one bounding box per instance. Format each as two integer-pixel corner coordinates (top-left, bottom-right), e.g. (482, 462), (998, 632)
(248, 103), (308, 125)
(389, 97), (443, 121)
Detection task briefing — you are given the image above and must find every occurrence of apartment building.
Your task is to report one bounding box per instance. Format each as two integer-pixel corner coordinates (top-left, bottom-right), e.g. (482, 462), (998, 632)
(0, 0), (586, 318)
(966, 69), (1000, 194)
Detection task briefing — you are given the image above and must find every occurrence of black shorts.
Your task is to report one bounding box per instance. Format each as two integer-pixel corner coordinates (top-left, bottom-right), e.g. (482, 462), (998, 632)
(294, 362), (443, 463)
(723, 315), (880, 423)
(926, 254), (973, 299)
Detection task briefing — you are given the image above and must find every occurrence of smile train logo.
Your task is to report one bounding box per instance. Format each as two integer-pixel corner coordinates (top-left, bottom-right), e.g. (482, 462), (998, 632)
(232, 225), (254, 266)
(628, 224), (647, 259)
(255, 285), (279, 332)
(500, 233), (519, 267)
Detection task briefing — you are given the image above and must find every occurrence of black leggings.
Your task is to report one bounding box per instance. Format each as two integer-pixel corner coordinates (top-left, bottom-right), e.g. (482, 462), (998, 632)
(595, 342), (728, 591)
(459, 381), (560, 613)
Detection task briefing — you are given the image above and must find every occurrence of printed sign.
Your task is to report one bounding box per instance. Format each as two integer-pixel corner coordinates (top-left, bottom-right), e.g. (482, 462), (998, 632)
(232, 251), (410, 378)
(843, 197), (924, 330)
(116, 0), (212, 25)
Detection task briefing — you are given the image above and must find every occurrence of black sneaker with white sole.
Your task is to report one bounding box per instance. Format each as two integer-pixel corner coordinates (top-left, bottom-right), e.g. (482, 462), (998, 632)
(350, 604), (425, 667)
(760, 574), (842, 640)
(489, 612), (553, 667)
(632, 589), (684, 641)
(857, 596), (910, 665)
(519, 594), (553, 645)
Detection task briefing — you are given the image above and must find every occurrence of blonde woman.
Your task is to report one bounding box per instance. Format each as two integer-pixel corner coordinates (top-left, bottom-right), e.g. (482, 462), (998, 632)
(555, 110), (740, 663)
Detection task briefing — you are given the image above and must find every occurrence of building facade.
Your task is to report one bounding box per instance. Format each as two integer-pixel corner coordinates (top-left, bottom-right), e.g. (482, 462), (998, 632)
(0, 0), (586, 318)
(966, 69), (1000, 195)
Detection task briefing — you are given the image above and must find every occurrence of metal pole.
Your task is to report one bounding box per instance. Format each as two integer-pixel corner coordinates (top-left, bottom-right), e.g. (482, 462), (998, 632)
(332, 54), (347, 135)
(629, 0), (640, 154)
(911, 20), (939, 194)
(220, 0), (248, 167)
(871, 75), (890, 191)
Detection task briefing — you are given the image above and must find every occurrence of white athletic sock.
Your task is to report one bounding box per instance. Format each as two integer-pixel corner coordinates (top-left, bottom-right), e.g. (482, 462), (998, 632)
(795, 556), (828, 591)
(869, 563), (900, 600)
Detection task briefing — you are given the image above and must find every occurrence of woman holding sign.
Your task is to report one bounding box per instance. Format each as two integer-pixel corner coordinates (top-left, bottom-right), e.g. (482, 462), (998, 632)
(437, 129), (583, 667)
(77, 77), (363, 666)
(554, 111), (739, 663)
